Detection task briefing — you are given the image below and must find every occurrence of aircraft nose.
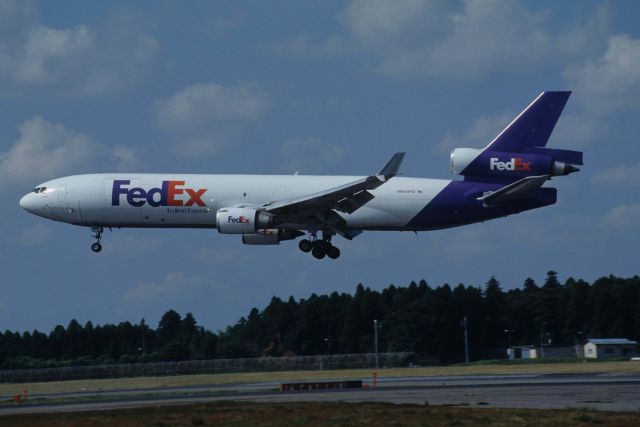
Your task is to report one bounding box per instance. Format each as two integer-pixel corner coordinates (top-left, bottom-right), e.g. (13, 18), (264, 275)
(19, 193), (35, 212)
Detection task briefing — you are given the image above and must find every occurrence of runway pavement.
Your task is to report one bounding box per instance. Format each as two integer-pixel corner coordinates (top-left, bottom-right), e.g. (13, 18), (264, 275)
(1, 372), (639, 415)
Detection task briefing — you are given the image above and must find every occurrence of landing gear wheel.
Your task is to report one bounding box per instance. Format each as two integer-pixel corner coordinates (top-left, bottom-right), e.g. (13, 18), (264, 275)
(90, 226), (104, 253)
(298, 239), (313, 253)
(327, 245), (340, 259)
(311, 241), (328, 259)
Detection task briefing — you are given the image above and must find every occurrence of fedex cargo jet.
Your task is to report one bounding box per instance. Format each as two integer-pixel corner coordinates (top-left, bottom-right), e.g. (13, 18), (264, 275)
(20, 91), (582, 260)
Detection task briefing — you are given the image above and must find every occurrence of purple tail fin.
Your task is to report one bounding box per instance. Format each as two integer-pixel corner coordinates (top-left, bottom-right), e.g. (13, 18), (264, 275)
(485, 91), (571, 152)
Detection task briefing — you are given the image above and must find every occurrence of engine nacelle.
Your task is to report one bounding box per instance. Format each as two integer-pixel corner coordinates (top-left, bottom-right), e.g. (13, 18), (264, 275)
(450, 148), (579, 179)
(241, 229), (303, 245)
(450, 148), (482, 175)
(216, 207), (274, 234)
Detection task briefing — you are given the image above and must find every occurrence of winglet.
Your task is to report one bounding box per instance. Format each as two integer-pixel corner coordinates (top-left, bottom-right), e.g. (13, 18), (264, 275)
(378, 152), (405, 179)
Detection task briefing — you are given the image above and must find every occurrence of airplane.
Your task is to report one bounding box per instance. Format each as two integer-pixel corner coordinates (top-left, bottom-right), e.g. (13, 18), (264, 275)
(19, 91), (582, 260)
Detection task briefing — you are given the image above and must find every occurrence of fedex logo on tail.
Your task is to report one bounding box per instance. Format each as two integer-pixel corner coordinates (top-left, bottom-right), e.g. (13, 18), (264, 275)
(112, 180), (207, 207)
(490, 157), (531, 172)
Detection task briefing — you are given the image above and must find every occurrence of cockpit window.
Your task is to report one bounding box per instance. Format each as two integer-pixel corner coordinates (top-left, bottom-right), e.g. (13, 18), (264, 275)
(33, 186), (47, 194)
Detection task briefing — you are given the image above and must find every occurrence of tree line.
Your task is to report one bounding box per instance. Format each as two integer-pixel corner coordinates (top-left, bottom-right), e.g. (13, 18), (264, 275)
(1, 272), (639, 368)
(0, 311), (217, 369)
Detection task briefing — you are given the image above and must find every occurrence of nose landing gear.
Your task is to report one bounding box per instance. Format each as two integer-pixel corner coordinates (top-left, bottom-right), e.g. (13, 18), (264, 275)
(90, 227), (103, 253)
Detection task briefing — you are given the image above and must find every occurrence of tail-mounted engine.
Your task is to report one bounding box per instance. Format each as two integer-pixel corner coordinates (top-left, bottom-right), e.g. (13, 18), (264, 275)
(450, 147), (581, 180)
(216, 207), (275, 234)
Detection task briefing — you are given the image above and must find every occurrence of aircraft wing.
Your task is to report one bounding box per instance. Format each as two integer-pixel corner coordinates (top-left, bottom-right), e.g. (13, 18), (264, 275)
(263, 152), (405, 216)
(477, 174), (551, 207)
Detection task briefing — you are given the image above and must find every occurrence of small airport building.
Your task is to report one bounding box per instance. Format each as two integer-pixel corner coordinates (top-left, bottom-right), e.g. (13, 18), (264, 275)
(507, 345), (576, 360)
(584, 338), (638, 359)
(507, 346), (538, 360)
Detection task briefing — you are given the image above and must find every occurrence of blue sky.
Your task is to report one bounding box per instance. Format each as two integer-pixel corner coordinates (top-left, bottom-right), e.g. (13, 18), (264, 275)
(1, 0), (639, 333)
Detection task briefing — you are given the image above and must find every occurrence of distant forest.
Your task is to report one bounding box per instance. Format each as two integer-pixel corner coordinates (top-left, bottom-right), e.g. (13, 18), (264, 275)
(2, 272), (639, 369)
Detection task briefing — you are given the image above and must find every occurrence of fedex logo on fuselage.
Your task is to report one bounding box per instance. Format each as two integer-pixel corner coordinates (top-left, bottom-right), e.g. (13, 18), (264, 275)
(112, 180), (207, 207)
(489, 157), (531, 172)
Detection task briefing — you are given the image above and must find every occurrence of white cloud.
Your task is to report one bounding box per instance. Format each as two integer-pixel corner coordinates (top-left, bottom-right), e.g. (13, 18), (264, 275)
(122, 272), (235, 307)
(343, 0), (447, 49)
(280, 137), (346, 174)
(0, 115), (138, 192)
(123, 272), (207, 305)
(565, 34), (640, 115)
(604, 204), (640, 227)
(0, 6), (158, 95)
(15, 25), (92, 84)
(178, 130), (237, 158)
(434, 112), (513, 153)
(438, 31), (640, 150)
(341, 0), (609, 79)
(156, 83), (267, 132)
(554, 33), (640, 147)
(110, 145), (139, 171)
(0, 116), (95, 190)
(77, 10), (159, 96)
(155, 82), (269, 157)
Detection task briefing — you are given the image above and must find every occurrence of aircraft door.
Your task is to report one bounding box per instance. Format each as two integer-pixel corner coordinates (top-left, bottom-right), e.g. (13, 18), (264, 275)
(58, 183), (83, 224)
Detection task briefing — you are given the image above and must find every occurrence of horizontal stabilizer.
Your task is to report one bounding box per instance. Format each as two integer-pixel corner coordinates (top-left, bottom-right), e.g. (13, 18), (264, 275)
(523, 146), (583, 165)
(477, 175), (550, 207)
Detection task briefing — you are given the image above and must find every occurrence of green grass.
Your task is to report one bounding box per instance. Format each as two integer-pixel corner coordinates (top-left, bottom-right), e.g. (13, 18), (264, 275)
(2, 360), (639, 397)
(464, 357), (630, 365)
(2, 401), (640, 426)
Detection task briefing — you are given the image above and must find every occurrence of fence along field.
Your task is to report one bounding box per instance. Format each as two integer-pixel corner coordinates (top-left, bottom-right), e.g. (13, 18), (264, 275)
(0, 352), (413, 383)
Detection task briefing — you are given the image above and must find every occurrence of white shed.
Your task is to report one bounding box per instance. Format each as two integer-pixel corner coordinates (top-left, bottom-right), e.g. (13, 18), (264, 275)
(584, 338), (638, 359)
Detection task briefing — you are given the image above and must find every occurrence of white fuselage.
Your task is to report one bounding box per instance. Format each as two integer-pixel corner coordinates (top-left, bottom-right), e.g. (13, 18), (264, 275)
(17, 92), (578, 257)
(20, 174), (451, 231)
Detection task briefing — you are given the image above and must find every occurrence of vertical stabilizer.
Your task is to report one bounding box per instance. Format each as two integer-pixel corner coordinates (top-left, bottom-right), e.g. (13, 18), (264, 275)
(485, 91), (571, 152)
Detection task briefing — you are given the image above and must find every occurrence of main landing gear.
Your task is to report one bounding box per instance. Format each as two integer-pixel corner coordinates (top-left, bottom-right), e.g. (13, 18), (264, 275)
(298, 233), (341, 260)
(90, 226), (103, 253)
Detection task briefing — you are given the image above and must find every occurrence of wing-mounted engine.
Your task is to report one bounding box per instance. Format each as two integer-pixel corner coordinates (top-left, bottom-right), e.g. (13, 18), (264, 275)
(216, 207), (275, 234)
(450, 147), (581, 181)
(242, 229), (304, 245)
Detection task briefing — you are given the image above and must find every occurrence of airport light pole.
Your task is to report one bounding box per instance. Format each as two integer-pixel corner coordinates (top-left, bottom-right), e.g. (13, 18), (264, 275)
(373, 319), (379, 370)
(324, 337), (332, 355)
(461, 316), (469, 364)
(540, 322), (545, 359)
(574, 331), (583, 358)
(504, 328), (514, 348)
